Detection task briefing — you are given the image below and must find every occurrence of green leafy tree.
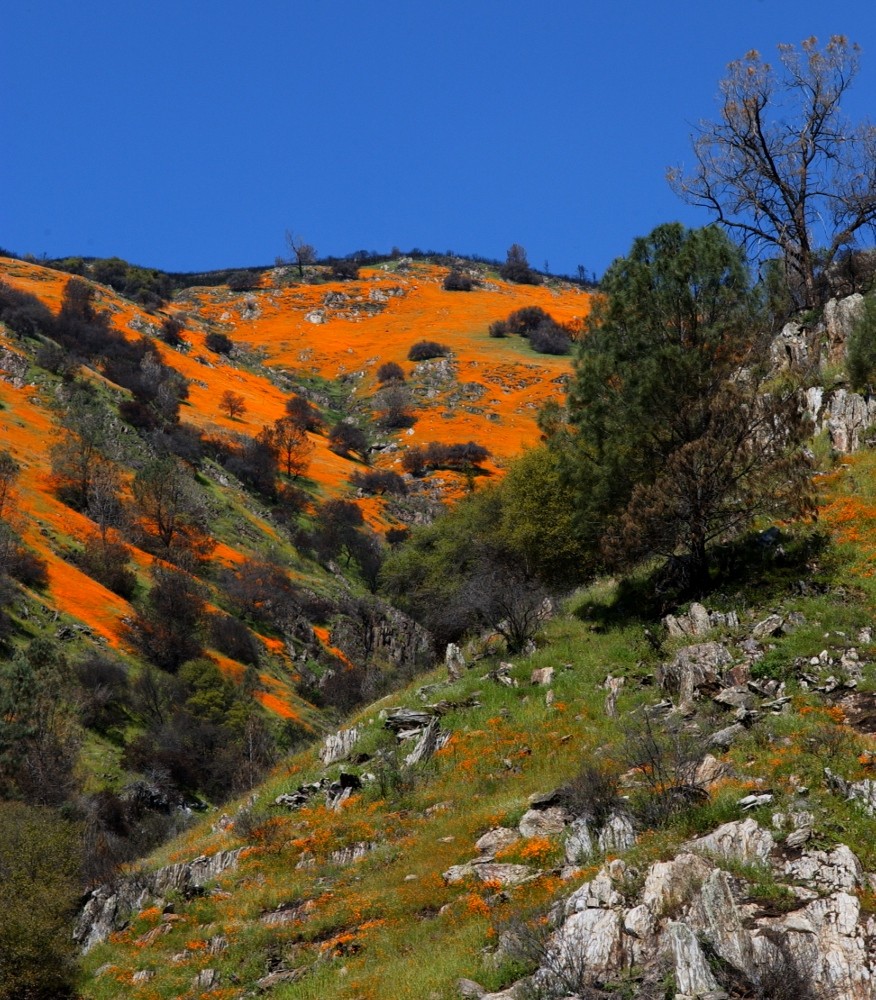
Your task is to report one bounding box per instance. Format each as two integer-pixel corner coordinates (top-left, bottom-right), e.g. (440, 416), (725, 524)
(0, 802), (81, 1000)
(555, 222), (813, 590)
(132, 455), (210, 555)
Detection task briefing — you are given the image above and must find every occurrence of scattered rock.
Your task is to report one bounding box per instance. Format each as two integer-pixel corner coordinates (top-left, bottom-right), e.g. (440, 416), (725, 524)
(475, 828), (520, 856)
(518, 806), (568, 838)
(686, 818), (775, 863)
(446, 643), (466, 680)
(751, 614), (784, 640)
(659, 642), (732, 704)
(530, 667), (554, 686)
(604, 675), (624, 717)
(320, 726), (361, 766)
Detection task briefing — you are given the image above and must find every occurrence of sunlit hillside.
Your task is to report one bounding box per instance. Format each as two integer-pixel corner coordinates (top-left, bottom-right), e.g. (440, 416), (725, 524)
(0, 255), (589, 706)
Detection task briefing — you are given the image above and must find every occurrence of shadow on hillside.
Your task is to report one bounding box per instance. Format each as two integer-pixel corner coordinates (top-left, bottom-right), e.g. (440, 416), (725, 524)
(576, 527), (836, 630)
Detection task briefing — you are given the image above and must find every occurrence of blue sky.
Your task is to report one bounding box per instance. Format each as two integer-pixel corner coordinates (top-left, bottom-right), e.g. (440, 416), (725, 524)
(3, 1), (875, 278)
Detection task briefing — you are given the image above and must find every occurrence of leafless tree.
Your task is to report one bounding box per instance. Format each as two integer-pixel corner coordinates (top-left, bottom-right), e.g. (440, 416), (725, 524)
(669, 36), (876, 308)
(285, 229), (317, 279)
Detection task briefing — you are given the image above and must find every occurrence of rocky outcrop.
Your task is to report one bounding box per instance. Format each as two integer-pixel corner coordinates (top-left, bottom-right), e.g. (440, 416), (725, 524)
(803, 386), (876, 452)
(75, 848), (243, 952)
(497, 820), (876, 1000)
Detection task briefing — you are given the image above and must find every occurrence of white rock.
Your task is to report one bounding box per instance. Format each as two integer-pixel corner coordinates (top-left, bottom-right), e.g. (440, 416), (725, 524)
(669, 921), (720, 996)
(518, 806), (568, 838)
(564, 818), (593, 865)
(475, 827), (520, 856)
(686, 818), (774, 863)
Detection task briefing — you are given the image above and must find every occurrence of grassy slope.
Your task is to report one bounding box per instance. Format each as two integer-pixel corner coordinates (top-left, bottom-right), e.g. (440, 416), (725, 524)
(76, 454), (876, 999)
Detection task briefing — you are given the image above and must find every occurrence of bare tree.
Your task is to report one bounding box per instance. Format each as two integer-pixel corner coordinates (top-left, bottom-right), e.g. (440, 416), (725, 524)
(285, 230), (317, 279)
(669, 36), (876, 308)
(219, 389), (247, 419)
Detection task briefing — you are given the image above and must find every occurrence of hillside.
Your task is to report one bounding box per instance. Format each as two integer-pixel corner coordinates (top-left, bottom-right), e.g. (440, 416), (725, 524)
(0, 255), (589, 808)
(0, 256), (587, 643)
(72, 448), (876, 1000)
(6, 246), (876, 1000)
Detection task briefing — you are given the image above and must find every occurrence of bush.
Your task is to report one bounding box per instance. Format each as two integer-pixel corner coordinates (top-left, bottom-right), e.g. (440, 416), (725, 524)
(209, 612), (261, 665)
(160, 315), (185, 346)
(75, 535), (137, 599)
(443, 269), (473, 291)
(400, 441), (490, 475)
(529, 319), (571, 355)
(128, 567), (207, 672)
(226, 270), (261, 292)
(506, 306), (552, 335)
(285, 393), (324, 431)
(205, 331), (234, 355)
(488, 319), (509, 338)
(0, 802), (81, 1000)
(74, 652), (130, 732)
(376, 361), (406, 383)
(385, 526), (410, 546)
(376, 384), (415, 428)
(328, 420), (369, 458)
(350, 468), (408, 495)
(330, 259), (360, 281)
(407, 340), (451, 361)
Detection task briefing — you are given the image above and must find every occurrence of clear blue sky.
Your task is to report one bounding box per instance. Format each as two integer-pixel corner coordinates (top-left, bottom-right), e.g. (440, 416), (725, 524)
(3, 1), (875, 278)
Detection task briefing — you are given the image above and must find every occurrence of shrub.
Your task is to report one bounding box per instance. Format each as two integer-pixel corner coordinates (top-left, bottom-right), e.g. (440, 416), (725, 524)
(160, 315), (185, 346)
(408, 340), (451, 361)
(376, 361), (406, 384)
(350, 468), (408, 495)
(330, 259), (360, 281)
(385, 526), (410, 546)
(75, 535), (137, 599)
(285, 393), (324, 431)
(226, 270), (261, 291)
(443, 269), (473, 291)
(128, 567), (207, 672)
(205, 331), (234, 355)
(488, 319), (509, 338)
(209, 612), (261, 665)
(74, 652), (130, 732)
(376, 384), (415, 428)
(529, 319), (572, 355)
(505, 306), (552, 335)
(0, 802), (81, 1000)
(400, 441), (490, 475)
(328, 420), (369, 458)
(847, 294), (876, 391)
